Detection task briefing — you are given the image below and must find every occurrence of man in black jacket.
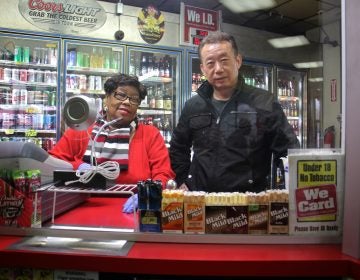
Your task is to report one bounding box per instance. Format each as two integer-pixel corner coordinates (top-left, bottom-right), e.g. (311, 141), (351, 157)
(169, 31), (299, 193)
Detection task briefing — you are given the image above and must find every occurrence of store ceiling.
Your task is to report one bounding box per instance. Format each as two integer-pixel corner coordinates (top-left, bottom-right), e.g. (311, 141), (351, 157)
(103, 0), (341, 36)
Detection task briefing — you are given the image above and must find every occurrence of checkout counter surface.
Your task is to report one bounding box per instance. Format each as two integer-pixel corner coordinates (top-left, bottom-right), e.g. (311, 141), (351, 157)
(0, 196), (359, 279)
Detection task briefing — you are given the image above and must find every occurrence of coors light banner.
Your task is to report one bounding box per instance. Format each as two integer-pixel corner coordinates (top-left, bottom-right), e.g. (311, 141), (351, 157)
(18, 0), (107, 35)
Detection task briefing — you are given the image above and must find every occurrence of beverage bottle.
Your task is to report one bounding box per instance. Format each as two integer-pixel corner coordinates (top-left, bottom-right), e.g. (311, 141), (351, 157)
(158, 58), (164, 77)
(97, 48), (104, 68)
(140, 54), (147, 76)
(90, 47), (97, 68)
(153, 57), (159, 77)
(129, 53), (135, 75)
(147, 55), (154, 75)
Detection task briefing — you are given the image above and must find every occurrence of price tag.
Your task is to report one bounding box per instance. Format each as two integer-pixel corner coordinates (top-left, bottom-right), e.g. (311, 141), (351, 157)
(4, 129), (14, 135)
(25, 130), (38, 137)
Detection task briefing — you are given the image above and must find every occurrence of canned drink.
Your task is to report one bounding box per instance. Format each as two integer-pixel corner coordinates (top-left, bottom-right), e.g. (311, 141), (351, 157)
(11, 68), (20, 80)
(33, 47), (41, 64)
(23, 47), (30, 63)
(50, 48), (58, 65)
(76, 51), (83, 67)
(27, 90), (35, 104)
(24, 114), (32, 129)
(20, 89), (27, 105)
(12, 89), (20, 104)
(48, 91), (56, 106)
(95, 76), (102, 91)
(79, 74), (87, 90)
(41, 48), (49, 64)
(51, 71), (57, 84)
(88, 75), (95, 90)
(14, 46), (22, 63)
(35, 69), (44, 83)
(68, 50), (76, 66)
(32, 113), (44, 129)
(19, 69), (28, 82)
(42, 91), (50, 105)
(0, 67), (4, 80)
(3, 68), (11, 81)
(44, 70), (52, 84)
(66, 75), (71, 89)
(27, 68), (35, 82)
(83, 53), (90, 68)
(16, 113), (25, 129)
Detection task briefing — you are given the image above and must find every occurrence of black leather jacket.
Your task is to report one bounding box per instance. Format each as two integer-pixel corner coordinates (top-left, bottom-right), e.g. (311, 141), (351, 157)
(169, 78), (299, 193)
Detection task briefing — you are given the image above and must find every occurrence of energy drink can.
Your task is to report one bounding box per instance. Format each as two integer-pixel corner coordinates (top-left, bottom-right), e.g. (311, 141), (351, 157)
(23, 46), (30, 63)
(14, 46), (22, 63)
(11, 68), (19, 80)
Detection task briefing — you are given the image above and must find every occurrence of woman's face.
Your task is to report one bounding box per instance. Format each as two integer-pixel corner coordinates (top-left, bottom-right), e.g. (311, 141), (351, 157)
(104, 85), (141, 125)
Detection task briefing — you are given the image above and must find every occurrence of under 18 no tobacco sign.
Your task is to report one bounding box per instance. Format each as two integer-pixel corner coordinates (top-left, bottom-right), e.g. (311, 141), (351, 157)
(288, 151), (344, 237)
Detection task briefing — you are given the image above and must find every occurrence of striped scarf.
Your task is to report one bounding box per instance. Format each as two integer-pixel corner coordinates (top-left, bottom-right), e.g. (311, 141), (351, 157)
(82, 117), (137, 170)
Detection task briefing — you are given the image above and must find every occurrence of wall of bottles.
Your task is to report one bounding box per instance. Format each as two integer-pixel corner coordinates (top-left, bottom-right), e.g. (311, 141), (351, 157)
(0, 35), (58, 151)
(129, 50), (177, 146)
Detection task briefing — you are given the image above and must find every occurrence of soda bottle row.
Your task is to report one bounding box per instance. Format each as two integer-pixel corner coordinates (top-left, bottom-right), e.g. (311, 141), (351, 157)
(280, 100), (299, 118)
(289, 119), (300, 136)
(145, 85), (172, 110)
(66, 74), (104, 91)
(244, 75), (266, 89)
(67, 48), (119, 70)
(0, 136), (56, 151)
(130, 53), (173, 78)
(0, 66), (57, 84)
(2, 45), (58, 65)
(191, 73), (205, 92)
(0, 108), (56, 130)
(0, 87), (56, 106)
(277, 78), (297, 97)
(138, 115), (172, 144)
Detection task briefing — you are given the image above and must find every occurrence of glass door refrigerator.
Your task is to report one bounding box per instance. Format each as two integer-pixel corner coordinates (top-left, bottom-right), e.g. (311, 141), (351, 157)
(187, 52), (274, 98)
(276, 66), (307, 148)
(127, 46), (182, 147)
(0, 32), (60, 151)
(63, 40), (124, 133)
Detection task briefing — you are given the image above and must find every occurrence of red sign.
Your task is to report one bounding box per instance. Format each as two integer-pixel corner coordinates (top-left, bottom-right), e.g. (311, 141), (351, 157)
(180, 3), (221, 46)
(295, 184), (337, 218)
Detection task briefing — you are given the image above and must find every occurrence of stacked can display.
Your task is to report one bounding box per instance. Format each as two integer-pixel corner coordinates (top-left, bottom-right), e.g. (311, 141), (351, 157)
(0, 33), (58, 151)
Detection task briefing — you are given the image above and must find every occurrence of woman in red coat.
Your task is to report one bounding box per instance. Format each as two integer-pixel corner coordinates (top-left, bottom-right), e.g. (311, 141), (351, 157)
(49, 74), (175, 212)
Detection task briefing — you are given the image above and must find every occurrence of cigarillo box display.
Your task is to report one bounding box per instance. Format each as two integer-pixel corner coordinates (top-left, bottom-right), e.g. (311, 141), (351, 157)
(161, 189), (184, 233)
(0, 169), (42, 228)
(225, 206), (249, 234)
(205, 206), (227, 233)
(247, 192), (269, 235)
(268, 190), (289, 234)
(183, 191), (205, 234)
(205, 193), (249, 234)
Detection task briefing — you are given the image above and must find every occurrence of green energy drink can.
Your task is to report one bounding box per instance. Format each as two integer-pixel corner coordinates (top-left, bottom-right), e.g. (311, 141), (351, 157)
(23, 46), (30, 63)
(14, 46), (22, 63)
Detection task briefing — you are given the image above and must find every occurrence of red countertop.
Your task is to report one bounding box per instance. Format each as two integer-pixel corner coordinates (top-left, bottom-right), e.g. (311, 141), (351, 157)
(0, 197), (359, 278)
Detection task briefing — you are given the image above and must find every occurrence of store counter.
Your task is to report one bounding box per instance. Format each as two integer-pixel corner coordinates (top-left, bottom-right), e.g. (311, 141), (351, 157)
(0, 197), (359, 278)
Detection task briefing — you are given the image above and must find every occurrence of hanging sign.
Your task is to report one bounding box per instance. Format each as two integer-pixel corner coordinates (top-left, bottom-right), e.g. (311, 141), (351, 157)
(18, 0), (107, 35)
(180, 2), (222, 47)
(137, 5), (165, 44)
(288, 150), (344, 238)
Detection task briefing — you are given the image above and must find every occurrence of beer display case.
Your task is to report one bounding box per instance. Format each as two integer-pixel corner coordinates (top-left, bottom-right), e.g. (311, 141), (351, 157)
(276, 66), (307, 147)
(0, 33), (60, 151)
(127, 46), (182, 146)
(63, 40), (125, 130)
(186, 50), (307, 147)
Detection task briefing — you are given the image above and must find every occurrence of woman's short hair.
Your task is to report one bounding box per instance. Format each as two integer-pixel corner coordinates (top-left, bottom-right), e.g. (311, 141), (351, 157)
(104, 74), (147, 100)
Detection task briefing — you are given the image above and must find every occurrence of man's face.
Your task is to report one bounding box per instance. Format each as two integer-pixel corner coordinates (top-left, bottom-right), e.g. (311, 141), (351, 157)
(200, 41), (242, 95)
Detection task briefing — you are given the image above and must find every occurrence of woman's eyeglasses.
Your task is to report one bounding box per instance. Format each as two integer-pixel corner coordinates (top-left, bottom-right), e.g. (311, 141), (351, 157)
(113, 91), (141, 105)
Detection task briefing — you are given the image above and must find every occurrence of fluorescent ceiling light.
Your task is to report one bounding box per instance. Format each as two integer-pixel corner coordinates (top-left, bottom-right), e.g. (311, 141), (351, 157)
(220, 0), (276, 13)
(308, 77), (324, 82)
(293, 61), (323, 69)
(268, 35), (310, 48)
